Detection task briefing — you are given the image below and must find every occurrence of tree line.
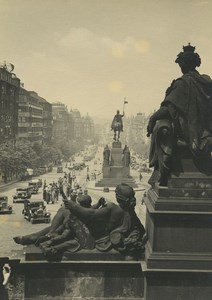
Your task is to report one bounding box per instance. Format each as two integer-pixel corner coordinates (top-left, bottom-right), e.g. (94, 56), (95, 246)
(0, 140), (84, 183)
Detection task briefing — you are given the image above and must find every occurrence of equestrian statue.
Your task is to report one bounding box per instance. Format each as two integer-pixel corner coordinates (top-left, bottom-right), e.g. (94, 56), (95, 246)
(111, 100), (128, 141)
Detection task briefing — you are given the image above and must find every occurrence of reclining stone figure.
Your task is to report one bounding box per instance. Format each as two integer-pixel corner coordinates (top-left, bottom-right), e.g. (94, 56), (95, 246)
(14, 184), (146, 260)
(147, 43), (212, 186)
(63, 183), (146, 259)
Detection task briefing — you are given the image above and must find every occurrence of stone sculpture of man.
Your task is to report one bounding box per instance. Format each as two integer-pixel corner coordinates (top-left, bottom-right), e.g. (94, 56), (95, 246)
(123, 145), (130, 167)
(103, 145), (110, 166)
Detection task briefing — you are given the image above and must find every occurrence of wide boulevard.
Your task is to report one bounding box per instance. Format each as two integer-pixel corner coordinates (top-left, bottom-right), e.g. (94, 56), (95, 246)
(0, 147), (150, 260)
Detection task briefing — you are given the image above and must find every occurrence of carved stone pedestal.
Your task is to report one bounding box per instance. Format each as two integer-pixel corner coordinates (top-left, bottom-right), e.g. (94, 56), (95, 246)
(143, 154), (212, 300)
(16, 246), (144, 299)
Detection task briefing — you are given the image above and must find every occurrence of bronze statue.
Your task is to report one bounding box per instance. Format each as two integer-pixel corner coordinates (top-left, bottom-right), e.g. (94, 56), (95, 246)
(63, 183), (146, 259)
(123, 145), (130, 167)
(111, 109), (125, 141)
(147, 43), (212, 186)
(103, 145), (110, 166)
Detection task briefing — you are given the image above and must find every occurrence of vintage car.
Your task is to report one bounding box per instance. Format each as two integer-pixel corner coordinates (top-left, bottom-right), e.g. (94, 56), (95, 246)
(13, 187), (32, 203)
(0, 195), (13, 214)
(22, 199), (51, 224)
(57, 166), (63, 173)
(28, 180), (40, 194)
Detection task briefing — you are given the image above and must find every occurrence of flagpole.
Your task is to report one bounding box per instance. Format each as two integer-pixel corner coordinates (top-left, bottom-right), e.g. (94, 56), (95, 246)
(123, 97), (126, 114)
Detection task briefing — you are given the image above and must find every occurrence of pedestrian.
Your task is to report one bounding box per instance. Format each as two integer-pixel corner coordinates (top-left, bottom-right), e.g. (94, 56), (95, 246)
(86, 174), (90, 182)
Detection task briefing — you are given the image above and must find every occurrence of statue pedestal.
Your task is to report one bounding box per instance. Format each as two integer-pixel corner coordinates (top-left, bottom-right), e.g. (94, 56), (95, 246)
(143, 154), (212, 299)
(95, 142), (137, 188)
(19, 245), (144, 299)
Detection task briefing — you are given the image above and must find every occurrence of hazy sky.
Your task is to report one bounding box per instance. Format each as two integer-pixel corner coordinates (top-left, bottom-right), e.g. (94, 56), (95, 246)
(1, 0), (212, 119)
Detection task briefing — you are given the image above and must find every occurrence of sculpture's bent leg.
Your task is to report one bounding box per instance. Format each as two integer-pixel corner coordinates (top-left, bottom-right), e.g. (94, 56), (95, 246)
(49, 207), (70, 234)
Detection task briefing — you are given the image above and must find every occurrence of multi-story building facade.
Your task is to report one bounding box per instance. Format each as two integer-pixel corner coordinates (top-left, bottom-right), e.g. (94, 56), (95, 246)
(0, 65), (20, 146)
(18, 89), (43, 144)
(52, 106), (95, 145)
(127, 113), (148, 144)
(70, 109), (83, 141)
(29, 91), (52, 144)
(70, 110), (95, 142)
(52, 102), (69, 143)
(82, 114), (95, 142)
(126, 112), (150, 158)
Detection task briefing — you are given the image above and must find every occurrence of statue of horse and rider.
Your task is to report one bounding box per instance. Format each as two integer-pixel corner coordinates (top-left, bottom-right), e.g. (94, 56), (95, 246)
(111, 110), (124, 141)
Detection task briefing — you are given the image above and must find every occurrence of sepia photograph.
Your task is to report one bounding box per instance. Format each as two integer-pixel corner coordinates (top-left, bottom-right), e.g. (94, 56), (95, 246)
(0, 0), (212, 299)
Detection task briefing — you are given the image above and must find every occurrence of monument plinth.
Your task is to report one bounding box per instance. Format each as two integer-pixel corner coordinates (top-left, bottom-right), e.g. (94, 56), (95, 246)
(143, 149), (212, 300)
(95, 142), (137, 188)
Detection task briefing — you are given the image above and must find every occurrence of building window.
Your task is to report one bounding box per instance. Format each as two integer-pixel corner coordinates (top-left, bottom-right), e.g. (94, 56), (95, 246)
(10, 88), (14, 97)
(1, 85), (6, 95)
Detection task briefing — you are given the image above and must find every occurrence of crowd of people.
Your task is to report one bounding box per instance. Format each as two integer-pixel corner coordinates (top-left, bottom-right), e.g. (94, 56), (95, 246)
(42, 171), (90, 205)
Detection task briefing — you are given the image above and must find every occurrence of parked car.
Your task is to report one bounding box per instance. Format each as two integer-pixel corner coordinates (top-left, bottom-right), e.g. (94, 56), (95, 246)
(57, 166), (63, 173)
(37, 167), (47, 175)
(13, 187), (32, 203)
(0, 195), (12, 214)
(28, 180), (40, 194)
(22, 199), (51, 224)
(72, 163), (86, 171)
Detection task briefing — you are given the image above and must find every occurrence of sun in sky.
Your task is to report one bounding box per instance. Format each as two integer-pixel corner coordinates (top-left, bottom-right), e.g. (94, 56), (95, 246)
(109, 80), (123, 93)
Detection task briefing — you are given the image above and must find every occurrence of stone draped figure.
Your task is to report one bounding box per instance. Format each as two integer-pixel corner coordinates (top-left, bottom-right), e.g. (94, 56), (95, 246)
(123, 145), (130, 167)
(147, 43), (212, 186)
(103, 145), (110, 166)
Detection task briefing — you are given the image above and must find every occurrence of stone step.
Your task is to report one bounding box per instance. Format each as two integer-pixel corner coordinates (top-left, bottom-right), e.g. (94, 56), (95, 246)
(95, 178), (138, 188)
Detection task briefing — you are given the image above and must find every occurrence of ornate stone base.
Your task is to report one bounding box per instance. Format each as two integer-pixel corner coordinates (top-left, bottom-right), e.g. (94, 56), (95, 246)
(22, 262), (143, 299)
(143, 154), (212, 299)
(14, 246), (144, 299)
(95, 142), (138, 188)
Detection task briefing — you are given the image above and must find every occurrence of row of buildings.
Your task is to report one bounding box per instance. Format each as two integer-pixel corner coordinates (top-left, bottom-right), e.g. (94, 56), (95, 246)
(0, 64), (95, 148)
